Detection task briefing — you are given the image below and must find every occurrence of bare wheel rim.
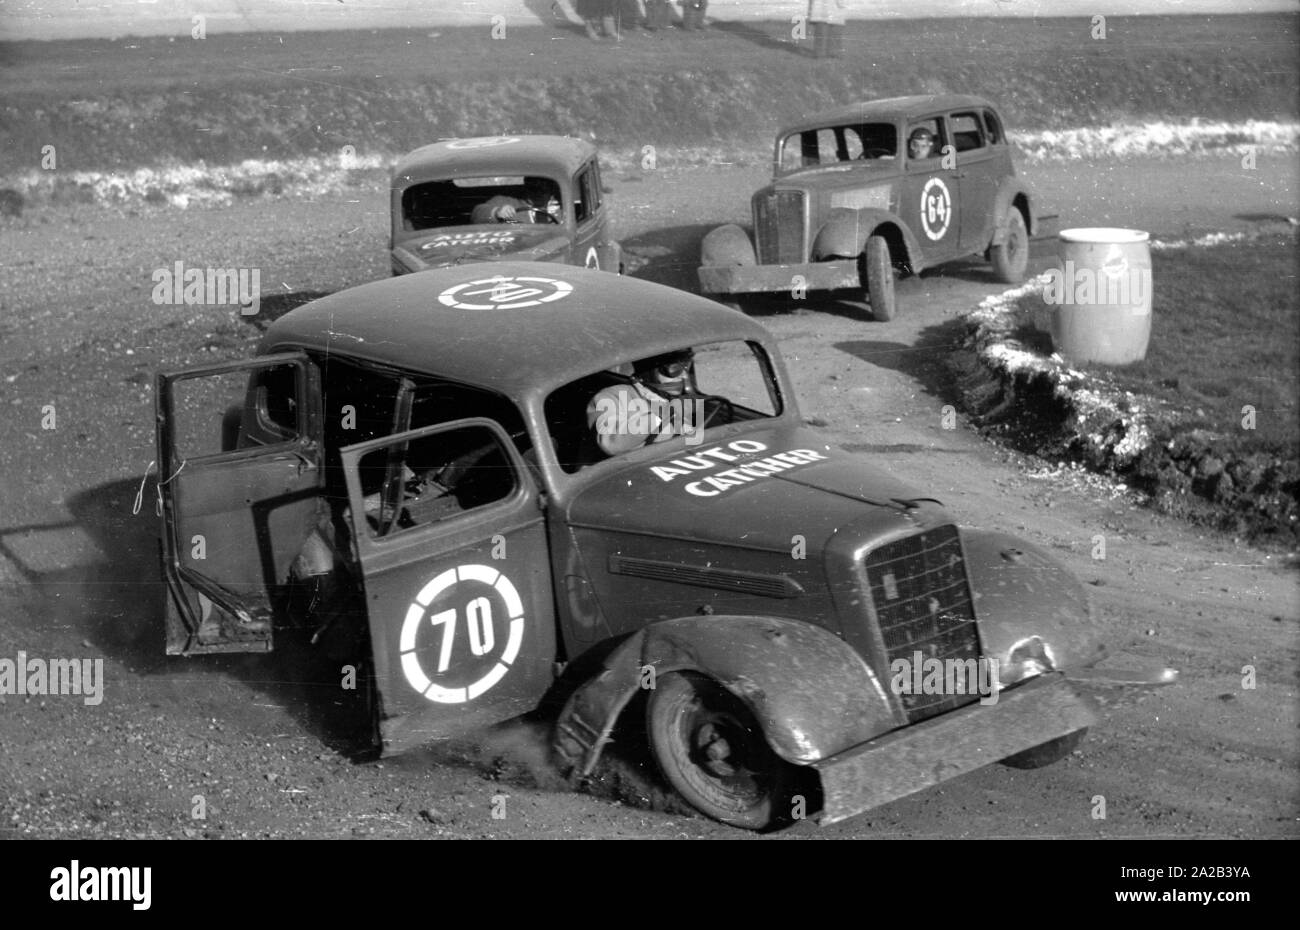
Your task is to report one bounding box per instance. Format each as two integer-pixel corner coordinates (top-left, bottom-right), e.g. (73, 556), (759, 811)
(659, 676), (779, 815)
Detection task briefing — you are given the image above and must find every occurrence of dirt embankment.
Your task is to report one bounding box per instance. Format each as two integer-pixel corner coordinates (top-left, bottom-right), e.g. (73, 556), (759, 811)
(951, 228), (1300, 547)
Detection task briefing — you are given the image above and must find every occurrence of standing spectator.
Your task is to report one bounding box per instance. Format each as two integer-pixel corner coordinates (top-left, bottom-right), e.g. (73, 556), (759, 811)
(644, 0), (673, 30)
(679, 0), (707, 31)
(624, 0), (649, 31)
(577, 0), (620, 39)
(808, 0), (846, 58)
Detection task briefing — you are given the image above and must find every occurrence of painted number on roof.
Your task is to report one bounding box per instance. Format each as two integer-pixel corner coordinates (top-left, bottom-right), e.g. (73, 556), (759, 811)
(438, 275), (574, 310)
(446, 136), (522, 149)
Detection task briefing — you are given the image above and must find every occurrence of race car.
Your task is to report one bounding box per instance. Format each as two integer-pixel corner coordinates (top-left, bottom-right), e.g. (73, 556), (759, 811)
(699, 94), (1038, 320)
(390, 135), (621, 275)
(154, 262), (1172, 830)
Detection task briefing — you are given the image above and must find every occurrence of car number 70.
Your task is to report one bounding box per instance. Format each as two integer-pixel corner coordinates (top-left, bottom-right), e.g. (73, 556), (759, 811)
(428, 598), (496, 672)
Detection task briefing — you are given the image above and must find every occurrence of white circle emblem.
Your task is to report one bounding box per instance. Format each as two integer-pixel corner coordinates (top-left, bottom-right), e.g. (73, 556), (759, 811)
(438, 275), (573, 310)
(444, 136), (521, 149)
(920, 177), (952, 241)
(399, 564), (526, 704)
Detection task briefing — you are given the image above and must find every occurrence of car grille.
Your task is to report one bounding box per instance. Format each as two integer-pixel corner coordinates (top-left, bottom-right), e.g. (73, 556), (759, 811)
(755, 190), (805, 265)
(864, 525), (982, 724)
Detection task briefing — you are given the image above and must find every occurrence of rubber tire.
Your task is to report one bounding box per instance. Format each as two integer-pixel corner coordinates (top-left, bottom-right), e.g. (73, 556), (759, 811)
(647, 671), (794, 830)
(1000, 727), (1088, 769)
(990, 208), (1029, 283)
(863, 234), (896, 321)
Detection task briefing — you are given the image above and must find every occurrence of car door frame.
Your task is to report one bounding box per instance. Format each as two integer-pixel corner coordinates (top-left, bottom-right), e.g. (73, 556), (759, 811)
(901, 114), (961, 264)
(155, 351), (324, 655)
(339, 417), (559, 754)
(947, 108), (999, 253)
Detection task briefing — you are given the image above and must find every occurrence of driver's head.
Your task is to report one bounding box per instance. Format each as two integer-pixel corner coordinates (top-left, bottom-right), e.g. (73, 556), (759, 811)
(908, 127), (935, 159)
(634, 349), (694, 392)
(524, 178), (553, 202)
(543, 195), (562, 220)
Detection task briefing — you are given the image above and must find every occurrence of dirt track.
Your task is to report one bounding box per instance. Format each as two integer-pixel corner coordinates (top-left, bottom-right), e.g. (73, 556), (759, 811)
(0, 154), (1296, 839)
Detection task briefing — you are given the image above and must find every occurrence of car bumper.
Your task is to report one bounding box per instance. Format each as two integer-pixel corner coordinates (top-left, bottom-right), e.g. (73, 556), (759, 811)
(698, 260), (860, 297)
(813, 674), (1095, 825)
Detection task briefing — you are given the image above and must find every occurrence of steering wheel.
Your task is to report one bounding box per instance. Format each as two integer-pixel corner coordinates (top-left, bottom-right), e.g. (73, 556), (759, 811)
(696, 394), (734, 430)
(433, 428), (532, 491)
(860, 147), (894, 159)
(521, 206), (560, 225)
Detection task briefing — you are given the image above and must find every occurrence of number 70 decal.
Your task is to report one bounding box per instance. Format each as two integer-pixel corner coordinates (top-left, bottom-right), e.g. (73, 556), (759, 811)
(399, 564), (527, 704)
(428, 596), (496, 673)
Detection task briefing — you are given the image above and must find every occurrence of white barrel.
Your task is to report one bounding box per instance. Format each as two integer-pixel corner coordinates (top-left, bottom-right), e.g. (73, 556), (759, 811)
(1046, 227), (1152, 365)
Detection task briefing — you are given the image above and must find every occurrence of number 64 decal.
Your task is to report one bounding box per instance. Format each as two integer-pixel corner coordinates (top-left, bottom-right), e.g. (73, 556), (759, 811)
(399, 564), (526, 704)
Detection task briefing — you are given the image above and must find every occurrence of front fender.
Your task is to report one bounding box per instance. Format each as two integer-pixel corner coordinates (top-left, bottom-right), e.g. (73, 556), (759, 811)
(961, 529), (1103, 682)
(553, 615), (896, 776)
(811, 208), (921, 271)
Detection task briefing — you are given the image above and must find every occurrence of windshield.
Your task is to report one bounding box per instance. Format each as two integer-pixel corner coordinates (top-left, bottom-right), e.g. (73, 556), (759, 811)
(400, 175), (563, 231)
(544, 340), (782, 474)
(778, 122), (898, 174)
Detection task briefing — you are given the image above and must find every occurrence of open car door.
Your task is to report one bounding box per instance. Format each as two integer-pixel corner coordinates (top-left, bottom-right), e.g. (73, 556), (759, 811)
(340, 418), (557, 755)
(156, 353), (323, 655)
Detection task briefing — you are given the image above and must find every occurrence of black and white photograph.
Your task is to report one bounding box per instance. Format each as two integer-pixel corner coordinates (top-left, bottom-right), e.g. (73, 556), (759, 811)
(0, 0), (1296, 876)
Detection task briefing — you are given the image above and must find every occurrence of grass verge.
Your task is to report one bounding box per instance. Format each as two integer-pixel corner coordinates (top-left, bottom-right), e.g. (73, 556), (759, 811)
(1, 15), (1296, 173)
(951, 226), (1300, 546)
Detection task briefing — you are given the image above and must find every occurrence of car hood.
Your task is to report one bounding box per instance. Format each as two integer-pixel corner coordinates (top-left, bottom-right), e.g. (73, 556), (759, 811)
(393, 226), (569, 271)
(564, 424), (949, 552)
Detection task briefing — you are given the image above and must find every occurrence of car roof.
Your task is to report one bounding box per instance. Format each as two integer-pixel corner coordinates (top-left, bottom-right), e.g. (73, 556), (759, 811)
(261, 262), (772, 400)
(778, 94), (996, 136)
(392, 135), (596, 186)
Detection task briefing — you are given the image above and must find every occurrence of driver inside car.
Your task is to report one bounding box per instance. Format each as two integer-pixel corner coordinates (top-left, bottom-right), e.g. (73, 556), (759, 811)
(586, 349), (701, 457)
(471, 181), (562, 225)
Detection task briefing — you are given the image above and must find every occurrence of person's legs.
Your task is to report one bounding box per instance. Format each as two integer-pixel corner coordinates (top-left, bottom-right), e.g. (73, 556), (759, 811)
(601, 0), (619, 39)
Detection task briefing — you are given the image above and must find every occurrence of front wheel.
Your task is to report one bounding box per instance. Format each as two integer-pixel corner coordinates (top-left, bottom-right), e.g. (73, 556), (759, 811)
(990, 208), (1029, 283)
(646, 671), (796, 830)
(863, 234), (897, 321)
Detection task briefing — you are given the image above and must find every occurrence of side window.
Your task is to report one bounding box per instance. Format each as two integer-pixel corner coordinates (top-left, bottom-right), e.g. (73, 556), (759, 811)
(251, 364), (300, 438)
(905, 118), (944, 162)
(982, 109), (1004, 145)
(357, 424), (518, 538)
(950, 112), (986, 153)
(588, 161), (603, 213)
(575, 166), (597, 224)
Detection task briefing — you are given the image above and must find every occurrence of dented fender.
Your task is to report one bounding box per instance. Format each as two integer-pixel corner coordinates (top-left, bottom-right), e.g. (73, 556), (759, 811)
(553, 615), (896, 777)
(961, 529), (1103, 682)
